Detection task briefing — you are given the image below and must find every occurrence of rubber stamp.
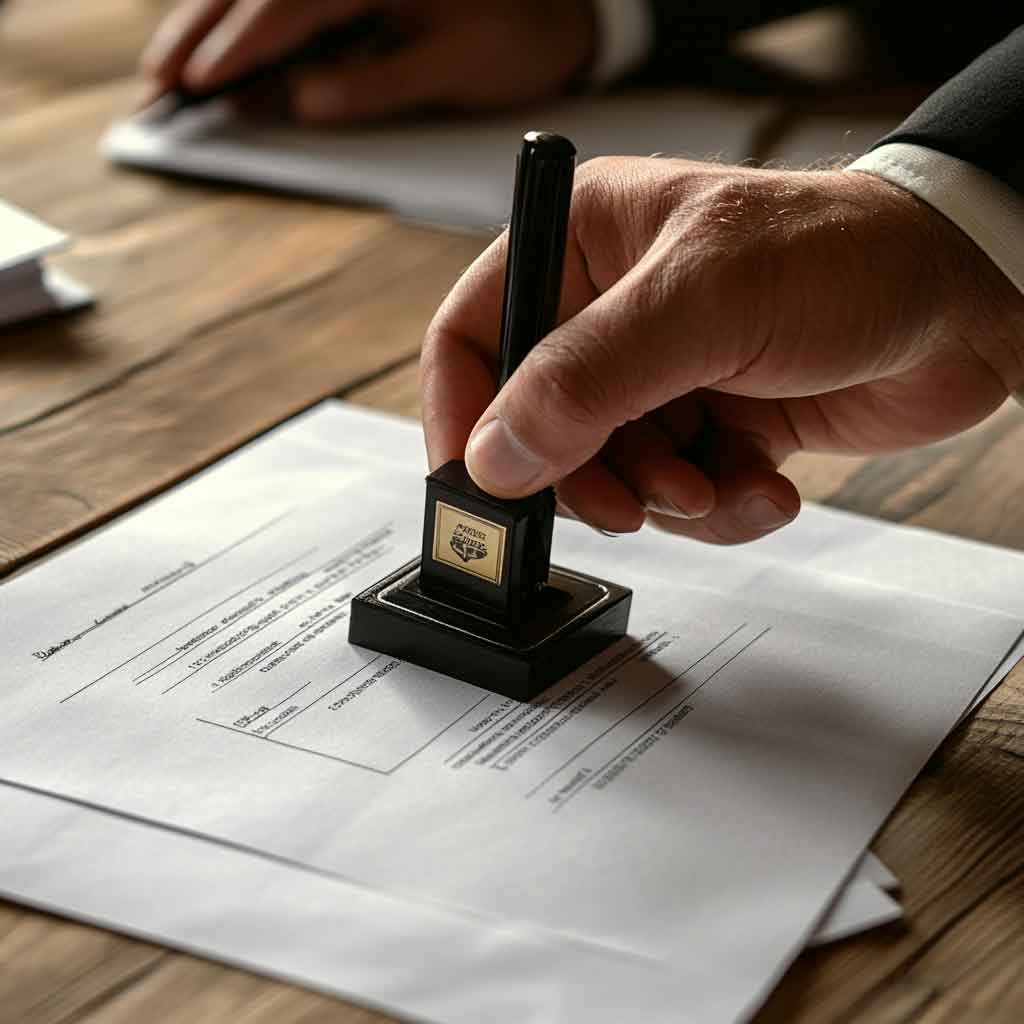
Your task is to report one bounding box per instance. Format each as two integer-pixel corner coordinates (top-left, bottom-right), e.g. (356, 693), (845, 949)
(348, 132), (632, 701)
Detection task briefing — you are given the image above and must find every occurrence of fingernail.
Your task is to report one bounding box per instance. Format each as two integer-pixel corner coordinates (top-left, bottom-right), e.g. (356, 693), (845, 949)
(647, 494), (708, 520)
(466, 418), (547, 494)
(557, 499), (620, 537)
(742, 495), (794, 531)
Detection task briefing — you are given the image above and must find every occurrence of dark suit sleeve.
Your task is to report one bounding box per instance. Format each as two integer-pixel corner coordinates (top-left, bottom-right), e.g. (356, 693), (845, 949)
(870, 26), (1024, 195)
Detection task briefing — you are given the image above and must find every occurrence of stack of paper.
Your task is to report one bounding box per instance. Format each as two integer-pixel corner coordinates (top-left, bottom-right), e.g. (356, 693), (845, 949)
(0, 199), (92, 328)
(0, 401), (1019, 1024)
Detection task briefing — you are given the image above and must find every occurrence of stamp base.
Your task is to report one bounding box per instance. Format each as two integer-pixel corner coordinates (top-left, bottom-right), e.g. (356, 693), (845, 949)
(348, 558), (632, 702)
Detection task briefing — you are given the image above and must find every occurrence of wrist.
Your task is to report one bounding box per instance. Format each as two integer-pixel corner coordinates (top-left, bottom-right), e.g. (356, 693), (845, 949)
(851, 170), (1024, 395)
(925, 198), (1024, 396)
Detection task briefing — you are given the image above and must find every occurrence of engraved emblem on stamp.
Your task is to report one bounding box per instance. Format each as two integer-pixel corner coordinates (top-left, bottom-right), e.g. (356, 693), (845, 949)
(450, 523), (487, 564)
(432, 502), (506, 585)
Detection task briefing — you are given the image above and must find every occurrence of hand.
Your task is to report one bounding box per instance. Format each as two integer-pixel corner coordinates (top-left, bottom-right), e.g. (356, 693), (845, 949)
(140, 0), (596, 123)
(421, 158), (1024, 543)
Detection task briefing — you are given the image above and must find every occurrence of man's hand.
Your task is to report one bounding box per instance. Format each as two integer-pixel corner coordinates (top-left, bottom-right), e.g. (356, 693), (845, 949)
(421, 158), (1024, 543)
(140, 0), (596, 123)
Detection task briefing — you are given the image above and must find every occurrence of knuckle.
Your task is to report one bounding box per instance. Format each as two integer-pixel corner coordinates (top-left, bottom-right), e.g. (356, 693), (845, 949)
(572, 157), (672, 278)
(668, 177), (756, 254)
(570, 159), (620, 227)
(663, 175), (777, 296)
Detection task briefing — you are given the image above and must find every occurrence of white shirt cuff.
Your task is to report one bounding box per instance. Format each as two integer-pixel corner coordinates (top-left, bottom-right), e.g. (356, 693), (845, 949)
(847, 142), (1024, 407)
(848, 142), (1024, 297)
(589, 0), (655, 86)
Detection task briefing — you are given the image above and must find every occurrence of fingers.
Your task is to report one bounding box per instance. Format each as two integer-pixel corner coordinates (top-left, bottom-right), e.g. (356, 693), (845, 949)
(188, 0), (374, 89)
(556, 459), (645, 535)
(583, 407), (798, 542)
(290, 23), (512, 123)
(141, 0), (235, 87)
(144, 0), (372, 93)
(290, 37), (446, 123)
(646, 429), (800, 544)
(602, 417), (715, 521)
(555, 417), (797, 542)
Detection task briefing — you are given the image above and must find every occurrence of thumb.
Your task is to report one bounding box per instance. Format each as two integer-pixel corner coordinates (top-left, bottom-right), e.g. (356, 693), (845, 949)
(465, 263), (697, 498)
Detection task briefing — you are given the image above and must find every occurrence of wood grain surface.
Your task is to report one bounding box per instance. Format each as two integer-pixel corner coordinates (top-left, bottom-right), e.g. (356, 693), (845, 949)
(1, 3), (1022, 1023)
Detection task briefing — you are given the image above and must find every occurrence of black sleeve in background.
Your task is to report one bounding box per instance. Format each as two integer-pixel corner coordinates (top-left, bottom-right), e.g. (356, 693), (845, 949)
(871, 26), (1024, 195)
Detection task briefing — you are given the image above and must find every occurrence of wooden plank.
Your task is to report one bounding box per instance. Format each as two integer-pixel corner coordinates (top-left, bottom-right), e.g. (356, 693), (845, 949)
(0, 221), (484, 574)
(0, 906), (165, 1024)
(0, 80), (217, 237)
(71, 955), (394, 1024)
(0, 0), (165, 105)
(348, 356), (422, 419)
(786, 398), (1024, 544)
(0, 196), (390, 431)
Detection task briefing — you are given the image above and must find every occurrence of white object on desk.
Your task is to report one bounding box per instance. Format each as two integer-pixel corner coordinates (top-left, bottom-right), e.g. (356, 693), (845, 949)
(102, 91), (778, 231)
(0, 401), (1017, 1024)
(0, 199), (92, 328)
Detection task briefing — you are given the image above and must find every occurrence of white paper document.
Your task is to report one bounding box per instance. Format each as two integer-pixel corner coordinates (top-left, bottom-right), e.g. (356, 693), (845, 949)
(0, 402), (1018, 1023)
(103, 91), (776, 230)
(859, 851), (899, 892)
(810, 879), (901, 946)
(0, 199), (93, 328)
(0, 782), (899, 1021)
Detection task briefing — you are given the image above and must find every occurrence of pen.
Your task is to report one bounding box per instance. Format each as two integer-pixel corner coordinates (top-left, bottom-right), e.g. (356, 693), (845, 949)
(497, 131), (576, 387)
(139, 16), (383, 123)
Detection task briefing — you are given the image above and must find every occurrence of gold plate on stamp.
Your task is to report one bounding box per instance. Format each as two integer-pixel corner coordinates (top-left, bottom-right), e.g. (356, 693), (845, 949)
(432, 501), (506, 585)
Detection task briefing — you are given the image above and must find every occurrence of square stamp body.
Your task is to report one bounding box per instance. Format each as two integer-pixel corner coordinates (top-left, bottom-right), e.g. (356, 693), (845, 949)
(349, 460), (632, 702)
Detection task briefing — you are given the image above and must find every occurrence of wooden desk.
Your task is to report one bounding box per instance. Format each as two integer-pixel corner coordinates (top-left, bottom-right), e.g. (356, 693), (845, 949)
(2, 3), (1023, 1022)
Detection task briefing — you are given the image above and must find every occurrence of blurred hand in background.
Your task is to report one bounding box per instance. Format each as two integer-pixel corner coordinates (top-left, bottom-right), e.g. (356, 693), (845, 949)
(140, 0), (597, 123)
